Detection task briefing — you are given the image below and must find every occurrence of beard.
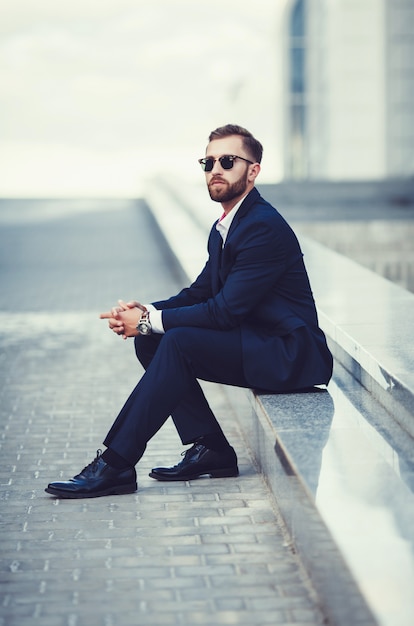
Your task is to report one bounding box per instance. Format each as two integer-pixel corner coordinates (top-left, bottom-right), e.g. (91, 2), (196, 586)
(207, 170), (249, 203)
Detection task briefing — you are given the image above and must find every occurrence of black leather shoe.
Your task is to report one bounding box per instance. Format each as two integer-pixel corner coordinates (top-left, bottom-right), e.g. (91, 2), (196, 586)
(149, 443), (238, 481)
(45, 450), (137, 499)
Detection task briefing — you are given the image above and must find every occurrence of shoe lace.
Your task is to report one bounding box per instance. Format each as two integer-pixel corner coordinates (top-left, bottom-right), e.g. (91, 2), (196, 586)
(165, 443), (199, 470)
(180, 442), (203, 461)
(80, 449), (103, 476)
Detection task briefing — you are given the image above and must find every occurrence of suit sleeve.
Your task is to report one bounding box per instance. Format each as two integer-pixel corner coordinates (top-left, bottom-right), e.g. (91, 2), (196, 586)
(160, 217), (297, 331)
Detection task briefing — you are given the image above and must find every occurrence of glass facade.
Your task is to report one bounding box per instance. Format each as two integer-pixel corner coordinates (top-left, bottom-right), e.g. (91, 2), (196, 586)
(288, 0), (307, 178)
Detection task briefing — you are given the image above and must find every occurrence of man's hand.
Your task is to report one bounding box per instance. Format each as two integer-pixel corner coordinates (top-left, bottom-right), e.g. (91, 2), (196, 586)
(99, 300), (146, 340)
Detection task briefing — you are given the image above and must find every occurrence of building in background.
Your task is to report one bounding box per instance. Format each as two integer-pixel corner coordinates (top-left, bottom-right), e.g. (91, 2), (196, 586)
(283, 0), (414, 180)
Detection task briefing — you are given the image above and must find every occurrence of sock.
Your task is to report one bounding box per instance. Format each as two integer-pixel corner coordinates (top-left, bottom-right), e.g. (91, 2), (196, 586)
(102, 448), (132, 470)
(197, 433), (231, 453)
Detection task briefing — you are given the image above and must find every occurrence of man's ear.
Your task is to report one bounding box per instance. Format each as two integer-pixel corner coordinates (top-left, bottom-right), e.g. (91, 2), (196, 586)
(248, 162), (261, 183)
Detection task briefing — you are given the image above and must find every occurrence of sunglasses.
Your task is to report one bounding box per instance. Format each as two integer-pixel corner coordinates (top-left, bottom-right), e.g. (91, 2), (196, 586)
(198, 154), (254, 172)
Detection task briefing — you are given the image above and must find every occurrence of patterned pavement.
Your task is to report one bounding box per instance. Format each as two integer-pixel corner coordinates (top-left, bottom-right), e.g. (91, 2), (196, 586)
(0, 199), (326, 626)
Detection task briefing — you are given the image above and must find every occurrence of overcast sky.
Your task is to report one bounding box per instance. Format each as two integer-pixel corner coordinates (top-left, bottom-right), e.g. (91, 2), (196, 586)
(0, 1), (285, 196)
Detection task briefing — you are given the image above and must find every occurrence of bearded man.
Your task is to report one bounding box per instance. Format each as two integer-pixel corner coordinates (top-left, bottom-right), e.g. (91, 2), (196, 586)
(46, 124), (333, 499)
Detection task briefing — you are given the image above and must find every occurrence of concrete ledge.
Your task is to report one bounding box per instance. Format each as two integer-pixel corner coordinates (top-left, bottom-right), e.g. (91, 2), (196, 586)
(224, 383), (378, 626)
(298, 237), (414, 437)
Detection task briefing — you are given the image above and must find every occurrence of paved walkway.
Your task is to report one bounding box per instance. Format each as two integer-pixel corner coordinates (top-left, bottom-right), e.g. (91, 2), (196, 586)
(0, 200), (326, 626)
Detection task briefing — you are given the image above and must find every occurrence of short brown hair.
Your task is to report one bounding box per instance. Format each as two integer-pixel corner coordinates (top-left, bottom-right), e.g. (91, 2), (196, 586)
(208, 124), (263, 164)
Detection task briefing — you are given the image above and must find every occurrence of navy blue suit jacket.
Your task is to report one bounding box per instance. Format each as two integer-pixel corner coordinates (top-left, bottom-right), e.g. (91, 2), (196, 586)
(152, 187), (333, 391)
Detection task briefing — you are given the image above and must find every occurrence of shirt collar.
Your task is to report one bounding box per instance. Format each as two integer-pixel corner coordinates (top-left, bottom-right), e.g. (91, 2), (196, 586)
(215, 194), (248, 244)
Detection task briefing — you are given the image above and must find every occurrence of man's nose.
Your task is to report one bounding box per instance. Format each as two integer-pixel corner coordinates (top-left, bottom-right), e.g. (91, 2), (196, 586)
(211, 159), (223, 173)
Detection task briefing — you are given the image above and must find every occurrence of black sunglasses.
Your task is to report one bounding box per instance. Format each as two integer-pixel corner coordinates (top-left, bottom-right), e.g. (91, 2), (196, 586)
(198, 154), (254, 172)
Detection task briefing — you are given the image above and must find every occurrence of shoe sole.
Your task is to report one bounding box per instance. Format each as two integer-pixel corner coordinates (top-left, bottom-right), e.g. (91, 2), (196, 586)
(44, 483), (137, 499)
(149, 467), (239, 482)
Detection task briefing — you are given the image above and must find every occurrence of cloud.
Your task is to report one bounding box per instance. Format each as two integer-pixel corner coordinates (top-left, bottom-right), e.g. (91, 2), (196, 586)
(0, 0), (283, 195)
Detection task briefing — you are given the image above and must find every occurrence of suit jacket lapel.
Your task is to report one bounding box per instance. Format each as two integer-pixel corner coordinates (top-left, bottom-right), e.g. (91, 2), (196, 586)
(226, 187), (260, 241)
(211, 189), (260, 294)
(210, 226), (223, 296)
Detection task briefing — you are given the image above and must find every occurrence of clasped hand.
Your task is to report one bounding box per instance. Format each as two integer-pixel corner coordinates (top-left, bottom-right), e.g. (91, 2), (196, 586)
(99, 300), (146, 340)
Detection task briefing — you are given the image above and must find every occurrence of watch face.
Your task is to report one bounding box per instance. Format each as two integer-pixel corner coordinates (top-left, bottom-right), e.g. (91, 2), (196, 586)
(139, 322), (151, 335)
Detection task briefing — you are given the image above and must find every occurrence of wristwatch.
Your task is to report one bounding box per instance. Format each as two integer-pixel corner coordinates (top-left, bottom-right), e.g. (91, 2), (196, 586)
(137, 309), (152, 335)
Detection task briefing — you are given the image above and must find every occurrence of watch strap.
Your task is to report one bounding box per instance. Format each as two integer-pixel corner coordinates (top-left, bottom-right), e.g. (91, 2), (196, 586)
(137, 309), (152, 335)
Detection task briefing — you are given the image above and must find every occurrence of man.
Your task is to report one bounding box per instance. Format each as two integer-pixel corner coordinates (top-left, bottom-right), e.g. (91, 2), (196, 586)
(46, 124), (333, 499)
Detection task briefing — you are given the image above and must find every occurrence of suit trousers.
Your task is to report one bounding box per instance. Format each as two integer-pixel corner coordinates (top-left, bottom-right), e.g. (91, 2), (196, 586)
(103, 327), (249, 466)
